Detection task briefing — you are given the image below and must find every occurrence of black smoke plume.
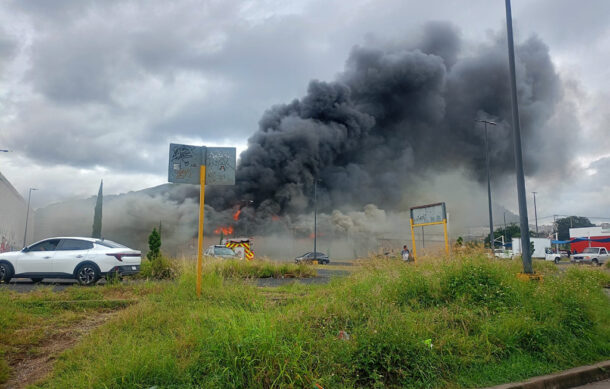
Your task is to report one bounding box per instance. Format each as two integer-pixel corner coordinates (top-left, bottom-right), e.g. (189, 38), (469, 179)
(207, 22), (562, 229)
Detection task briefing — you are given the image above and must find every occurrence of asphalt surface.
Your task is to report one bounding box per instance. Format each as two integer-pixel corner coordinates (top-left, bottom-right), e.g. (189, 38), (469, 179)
(571, 378), (610, 388)
(0, 278), (88, 292)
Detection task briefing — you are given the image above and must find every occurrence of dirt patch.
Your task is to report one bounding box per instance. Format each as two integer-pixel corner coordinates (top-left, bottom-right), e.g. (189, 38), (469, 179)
(2, 311), (119, 389)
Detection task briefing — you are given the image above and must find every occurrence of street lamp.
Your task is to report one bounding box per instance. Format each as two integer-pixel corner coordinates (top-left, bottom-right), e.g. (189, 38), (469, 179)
(532, 192), (538, 235)
(505, 0), (533, 274)
(23, 188), (38, 248)
(313, 179), (321, 260)
(503, 211), (508, 246)
(479, 119), (496, 250)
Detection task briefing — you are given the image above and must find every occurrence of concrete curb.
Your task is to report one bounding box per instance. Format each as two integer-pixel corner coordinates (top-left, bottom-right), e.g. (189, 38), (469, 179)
(486, 360), (610, 389)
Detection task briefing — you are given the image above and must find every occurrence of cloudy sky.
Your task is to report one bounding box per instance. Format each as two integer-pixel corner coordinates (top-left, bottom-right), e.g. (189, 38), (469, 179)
(0, 0), (609, 225)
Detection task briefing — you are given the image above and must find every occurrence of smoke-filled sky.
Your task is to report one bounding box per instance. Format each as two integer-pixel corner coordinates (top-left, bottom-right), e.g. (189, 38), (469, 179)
(1, 0), (610, 227)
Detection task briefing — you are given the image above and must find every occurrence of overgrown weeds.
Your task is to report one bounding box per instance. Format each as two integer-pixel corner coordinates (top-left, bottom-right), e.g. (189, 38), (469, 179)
(208, 258), (317, 279)
(137, 255), (179, 280)
(21, 253), (610, 388)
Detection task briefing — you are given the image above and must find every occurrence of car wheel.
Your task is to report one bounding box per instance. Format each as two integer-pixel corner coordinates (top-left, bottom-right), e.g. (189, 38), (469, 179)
(30, 278), (43, 283)
(592, 258), (600, 266)
(0, 262), (13, 284)
(76, 264), (100, 286)
(554, 257), (560, 264)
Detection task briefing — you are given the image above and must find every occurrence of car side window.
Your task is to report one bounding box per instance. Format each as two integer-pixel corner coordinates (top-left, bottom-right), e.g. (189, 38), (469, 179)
(57, 239), (94, 250)
(27, 239), (61, 252)
(601, 249), (607, 254)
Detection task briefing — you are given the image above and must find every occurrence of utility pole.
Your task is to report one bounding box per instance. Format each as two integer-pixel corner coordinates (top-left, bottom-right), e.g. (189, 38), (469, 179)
(503, 211), (507, 247)
(532, 192), (538, 235)
(505, 0), (533, 274)
(479, 119), (496, 250)
(23, 188), (38, 247)
(313, 180), (318, 260)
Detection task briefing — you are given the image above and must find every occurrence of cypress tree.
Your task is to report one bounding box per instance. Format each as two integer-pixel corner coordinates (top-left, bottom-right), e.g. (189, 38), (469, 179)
(92, 180), (103, 238)
(147, 228), (161, 261)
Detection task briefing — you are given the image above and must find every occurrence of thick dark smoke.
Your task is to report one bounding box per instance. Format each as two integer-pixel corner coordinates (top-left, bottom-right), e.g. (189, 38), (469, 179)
(208, 22), (562, 225)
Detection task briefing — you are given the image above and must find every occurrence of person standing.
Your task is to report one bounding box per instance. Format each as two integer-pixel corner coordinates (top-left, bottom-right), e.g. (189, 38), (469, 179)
(401, 245), (410, 261)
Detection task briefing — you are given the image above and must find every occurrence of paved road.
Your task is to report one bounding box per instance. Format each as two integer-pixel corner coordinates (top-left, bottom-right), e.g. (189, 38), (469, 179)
(571, 378), (610, 388)
(0, 278), (98, 293)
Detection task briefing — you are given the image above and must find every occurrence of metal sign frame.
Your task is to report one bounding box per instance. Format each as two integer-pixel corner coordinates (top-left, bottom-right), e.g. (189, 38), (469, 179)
(168, 143), (236, 296)
(409, 202), (449, 260)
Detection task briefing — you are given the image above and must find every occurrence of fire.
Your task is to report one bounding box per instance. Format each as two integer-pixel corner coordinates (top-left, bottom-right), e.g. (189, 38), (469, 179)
(233, 208), (241, 221)
(214, 226), (234, 235)
(271, 215), (280, 221)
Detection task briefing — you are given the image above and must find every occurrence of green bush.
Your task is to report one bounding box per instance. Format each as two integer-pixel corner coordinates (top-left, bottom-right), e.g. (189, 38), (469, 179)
(137, 256), (178, 280)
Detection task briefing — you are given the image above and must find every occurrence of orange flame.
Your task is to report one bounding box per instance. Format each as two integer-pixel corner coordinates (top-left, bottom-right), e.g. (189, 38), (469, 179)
(214, 226), (234, 235)
(233, 208), (241, 221)
(271, 215), (280, 221)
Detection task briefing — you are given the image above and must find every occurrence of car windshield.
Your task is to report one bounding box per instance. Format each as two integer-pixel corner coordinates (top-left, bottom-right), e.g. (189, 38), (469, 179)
(582, 248), (599, 254)
(95, 240), (127, 248)
(215, 247), (236, 255)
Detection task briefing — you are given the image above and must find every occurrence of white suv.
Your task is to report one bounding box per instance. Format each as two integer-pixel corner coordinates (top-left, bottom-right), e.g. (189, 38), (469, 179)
(0, 237), (141, 285)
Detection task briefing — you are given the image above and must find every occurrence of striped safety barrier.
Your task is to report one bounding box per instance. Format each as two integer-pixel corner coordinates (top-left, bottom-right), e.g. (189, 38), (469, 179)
(225, 241), (255, 260)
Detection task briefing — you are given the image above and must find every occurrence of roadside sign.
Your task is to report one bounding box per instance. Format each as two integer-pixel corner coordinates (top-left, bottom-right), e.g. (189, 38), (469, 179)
(205, 147), (236, 185)
(409, 202), (449, 259)
(167, 143), (236, 297)
(410, 203), (446, 225)
(168, 144), (205, 184)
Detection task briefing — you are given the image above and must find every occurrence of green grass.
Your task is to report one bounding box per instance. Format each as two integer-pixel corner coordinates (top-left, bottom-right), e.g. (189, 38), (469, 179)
(208, 258), (317, 279)
(8, 253), (610, 388)
(0, 281), (159, 386)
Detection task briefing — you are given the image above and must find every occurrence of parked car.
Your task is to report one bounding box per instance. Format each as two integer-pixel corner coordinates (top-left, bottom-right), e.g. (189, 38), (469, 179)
(544, 248), (569, 264)
(0, 237), (141, 285)
(204, 245), (239, 258)
(295, 252), (329, 264)
(571, 247), (609, 266)
(493, 249), (513, 259)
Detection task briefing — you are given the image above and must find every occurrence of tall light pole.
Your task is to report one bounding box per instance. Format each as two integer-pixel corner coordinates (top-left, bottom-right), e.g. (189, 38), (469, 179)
(23, 188), (38, 247)
(532, 192), (538, 235)
(479, 119), (496, 250)
(313, 179), (321, 260)
(503, 211), (508, 247)
(505, 0), (533, 274)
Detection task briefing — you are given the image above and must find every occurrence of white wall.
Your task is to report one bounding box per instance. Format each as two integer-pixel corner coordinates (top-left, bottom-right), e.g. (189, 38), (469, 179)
(512, 237), (550, 258)
(0, 172), (32, 251)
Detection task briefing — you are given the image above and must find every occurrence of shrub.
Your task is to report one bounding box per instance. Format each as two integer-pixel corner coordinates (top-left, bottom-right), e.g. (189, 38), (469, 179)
(137, 256), (178, 280)
(146, 228), (161, 261)
(440, 259), (516, 310)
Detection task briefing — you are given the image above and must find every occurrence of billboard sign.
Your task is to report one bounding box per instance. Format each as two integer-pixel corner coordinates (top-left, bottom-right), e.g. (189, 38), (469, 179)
(168, 144), (236, 185)
(410, 202), (447, 225)
(205, 147), (236, 185)
(168, 143), (205, 184)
